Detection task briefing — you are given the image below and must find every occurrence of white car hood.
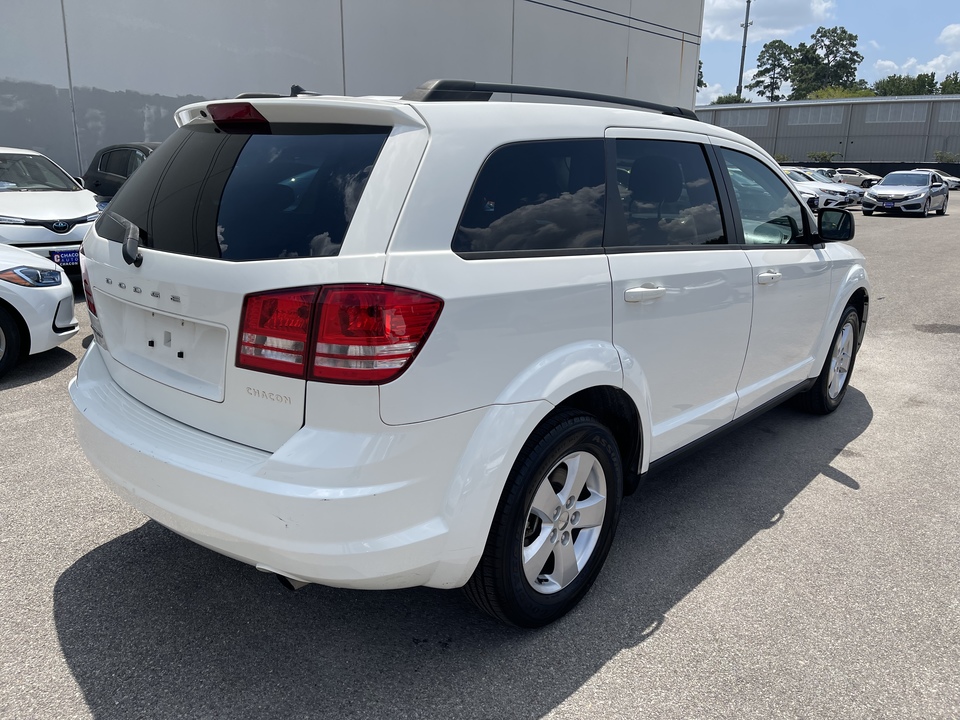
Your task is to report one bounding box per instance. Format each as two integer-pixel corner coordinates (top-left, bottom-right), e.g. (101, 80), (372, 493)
(0, 189), (99, 220)
(870, 184), (928, 195)
(0, 241), (61, 271)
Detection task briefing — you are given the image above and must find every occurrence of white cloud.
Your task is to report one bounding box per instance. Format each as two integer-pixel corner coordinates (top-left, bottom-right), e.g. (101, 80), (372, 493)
(702, 0), (836, 43)
(917, 52), (960, 78)
(868, 40), (881, 50)
(874, 60), (899, 74)
(937, 24), (960, 49)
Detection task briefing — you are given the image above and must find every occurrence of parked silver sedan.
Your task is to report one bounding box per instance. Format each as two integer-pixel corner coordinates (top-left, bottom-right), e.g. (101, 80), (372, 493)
(862, 171), (949, 216)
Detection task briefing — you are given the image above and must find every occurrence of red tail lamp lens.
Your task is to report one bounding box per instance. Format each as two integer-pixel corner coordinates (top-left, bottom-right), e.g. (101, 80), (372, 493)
(311, 285), (443, 384)
(237, 288), (319, 377)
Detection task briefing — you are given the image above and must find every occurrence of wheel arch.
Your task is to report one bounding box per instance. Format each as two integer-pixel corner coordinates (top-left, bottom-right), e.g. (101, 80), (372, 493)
(0, 297), (30, 359)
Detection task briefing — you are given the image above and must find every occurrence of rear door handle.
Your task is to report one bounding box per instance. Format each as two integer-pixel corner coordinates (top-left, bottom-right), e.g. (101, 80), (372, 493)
(624, 284), (666, 302)
(757, 271), (782, 285)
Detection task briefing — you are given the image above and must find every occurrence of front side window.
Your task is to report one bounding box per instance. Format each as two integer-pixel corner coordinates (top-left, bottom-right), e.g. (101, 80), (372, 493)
(614, 139), (725, 248)
(453, 139), (605, 256)
(96, 124), (390, 260)
(721, 149), (807, 245)
(101, 149), (130, 176)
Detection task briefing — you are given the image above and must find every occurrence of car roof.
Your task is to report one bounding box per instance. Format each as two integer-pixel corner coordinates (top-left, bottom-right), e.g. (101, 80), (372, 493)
(94, 142), (162, 153)
(179, 89), (770, 159)
(0, 146), (50, 156)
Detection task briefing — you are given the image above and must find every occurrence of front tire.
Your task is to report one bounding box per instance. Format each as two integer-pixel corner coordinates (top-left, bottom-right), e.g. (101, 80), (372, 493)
(796, 306), (860, 415)
(464, 410), (623, 627)
(0, 307), (23, 379)
(920, 198), (931, 217)
(862, 208), (873, 216)
(936, 196), (947, 216)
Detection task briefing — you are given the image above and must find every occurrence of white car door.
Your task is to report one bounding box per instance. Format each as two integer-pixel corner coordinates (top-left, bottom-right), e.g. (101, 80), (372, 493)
(605, 129), (754, 460)
(714, 143), (834, 415)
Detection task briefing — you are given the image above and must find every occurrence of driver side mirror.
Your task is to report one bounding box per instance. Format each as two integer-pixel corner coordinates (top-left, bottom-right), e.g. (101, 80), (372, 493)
(818, 208), (855, 242)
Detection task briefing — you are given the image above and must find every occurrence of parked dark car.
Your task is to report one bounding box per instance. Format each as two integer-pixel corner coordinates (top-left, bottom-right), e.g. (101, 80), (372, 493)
(82, 142), (160, 202)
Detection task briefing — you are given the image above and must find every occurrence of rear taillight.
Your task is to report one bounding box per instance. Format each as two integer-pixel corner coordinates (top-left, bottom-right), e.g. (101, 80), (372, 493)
(80, 255), (96, 317)
(312, 285), (443, 384)
(237, 285), (442, 384)
(237, 288), (319, 377)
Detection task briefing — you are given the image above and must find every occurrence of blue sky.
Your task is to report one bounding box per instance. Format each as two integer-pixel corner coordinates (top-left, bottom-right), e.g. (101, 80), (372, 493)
(697, 0), (960, 103)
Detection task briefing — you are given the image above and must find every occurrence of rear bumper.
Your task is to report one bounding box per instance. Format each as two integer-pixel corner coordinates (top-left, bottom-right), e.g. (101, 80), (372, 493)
(70, 342), (517, 590)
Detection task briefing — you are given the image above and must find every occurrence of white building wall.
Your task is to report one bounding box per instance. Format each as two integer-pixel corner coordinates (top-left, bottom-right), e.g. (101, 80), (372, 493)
(0, 0), (703, 173)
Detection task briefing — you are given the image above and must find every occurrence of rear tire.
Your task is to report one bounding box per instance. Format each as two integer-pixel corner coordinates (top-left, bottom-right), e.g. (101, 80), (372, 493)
(464, 410), (623, 627)
(0, 307), (23, 380)
(796, 306), (860, 415)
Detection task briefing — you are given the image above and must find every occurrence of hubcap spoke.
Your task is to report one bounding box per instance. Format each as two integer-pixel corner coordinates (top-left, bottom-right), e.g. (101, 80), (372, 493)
(529, 477), (560, 520)
(551, 537), (581, 588)
(574, 494), (606, 529)
(562, 452), (597, 503)
(522, 530), (555, 587)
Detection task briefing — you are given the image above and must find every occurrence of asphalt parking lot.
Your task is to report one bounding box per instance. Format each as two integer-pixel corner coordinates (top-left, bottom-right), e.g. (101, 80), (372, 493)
(2, 209), (958, 719)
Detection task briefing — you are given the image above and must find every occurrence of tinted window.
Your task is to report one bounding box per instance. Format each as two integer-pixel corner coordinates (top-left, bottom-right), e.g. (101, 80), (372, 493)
(97, 124), (390, 260)
(453, 139), (605, 256)
(721, 149), (806, 245)
(614, 139), (725, 247)
(101, 149), (130, 176)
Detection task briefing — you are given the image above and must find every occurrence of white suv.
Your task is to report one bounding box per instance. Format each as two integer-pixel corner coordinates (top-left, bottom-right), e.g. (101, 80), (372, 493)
(70, 80), (870, 627)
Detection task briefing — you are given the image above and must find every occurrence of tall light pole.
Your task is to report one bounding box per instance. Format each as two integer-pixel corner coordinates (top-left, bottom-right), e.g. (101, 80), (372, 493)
(735, 0), (753, 99)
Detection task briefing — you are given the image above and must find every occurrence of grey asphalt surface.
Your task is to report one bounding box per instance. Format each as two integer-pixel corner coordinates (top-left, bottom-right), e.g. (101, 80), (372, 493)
(1, 210), (958, 719)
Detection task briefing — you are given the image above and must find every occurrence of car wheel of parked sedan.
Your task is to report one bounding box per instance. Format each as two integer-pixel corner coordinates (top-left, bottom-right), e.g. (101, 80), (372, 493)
(936, 196), (947, 216)
(0, 307), (23, 380)
(920, 198), (931, 217)
(464, 410), (623, 627)
(862, 208), (873, 216)
(796, 306), (860, 415)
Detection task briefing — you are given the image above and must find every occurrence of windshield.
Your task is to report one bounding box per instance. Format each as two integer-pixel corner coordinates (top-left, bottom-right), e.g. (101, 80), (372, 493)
(880, 172), (928, 187)
(0, 153), (80, 192)
(784, 170), (810, 183)
(809, 170), (835, 183)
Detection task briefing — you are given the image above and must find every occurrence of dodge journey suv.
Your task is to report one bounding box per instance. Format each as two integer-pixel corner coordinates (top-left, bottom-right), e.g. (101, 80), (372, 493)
(70, 80), (869, 627)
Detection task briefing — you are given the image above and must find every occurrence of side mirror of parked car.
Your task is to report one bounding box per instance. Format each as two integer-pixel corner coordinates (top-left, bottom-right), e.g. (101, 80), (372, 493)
(818, 208), (855, 242)
(74, 176), (85, 188)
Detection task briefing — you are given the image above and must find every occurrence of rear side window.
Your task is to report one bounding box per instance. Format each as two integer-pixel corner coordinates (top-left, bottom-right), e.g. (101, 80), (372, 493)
(453, 139), (605, 257)
(96, 124), (390, 260)
(613, 138), (725, 248)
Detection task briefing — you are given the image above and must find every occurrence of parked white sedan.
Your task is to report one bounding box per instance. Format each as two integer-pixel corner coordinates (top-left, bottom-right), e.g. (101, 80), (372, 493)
(0, 244), (78, 378)
(0, 147), (100, 272)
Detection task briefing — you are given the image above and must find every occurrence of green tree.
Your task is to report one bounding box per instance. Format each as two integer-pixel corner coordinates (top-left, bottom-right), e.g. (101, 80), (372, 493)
(874, 73), (938, 96)
(712, 94), (752, 104)
(807, 151), (843, 163)
(940, 71), (960, 94)
(789, 26), (864, 99)
(746, 40), (794, 102)
(808, 86), (875, 99)
(697, 60), (707, 92)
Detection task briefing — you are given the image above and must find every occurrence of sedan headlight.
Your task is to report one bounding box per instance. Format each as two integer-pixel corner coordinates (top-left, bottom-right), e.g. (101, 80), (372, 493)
(0, 266), (62, 287)
(865, 191), (877, 199)
(903, 192), (924, 201)
(823, 188), (844, 196)
(0, 215), (27, 224)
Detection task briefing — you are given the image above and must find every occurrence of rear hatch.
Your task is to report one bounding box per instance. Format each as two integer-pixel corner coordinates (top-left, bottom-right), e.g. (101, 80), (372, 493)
(80, 97), (428, 451)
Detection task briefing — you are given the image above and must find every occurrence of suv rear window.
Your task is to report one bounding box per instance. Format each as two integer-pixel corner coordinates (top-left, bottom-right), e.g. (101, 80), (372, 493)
(96, 124), (390, 260)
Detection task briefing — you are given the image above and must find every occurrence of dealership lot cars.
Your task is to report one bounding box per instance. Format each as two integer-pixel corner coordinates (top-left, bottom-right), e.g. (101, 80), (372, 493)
(862, 170), (949, 216)
(0, 147), (100, 273)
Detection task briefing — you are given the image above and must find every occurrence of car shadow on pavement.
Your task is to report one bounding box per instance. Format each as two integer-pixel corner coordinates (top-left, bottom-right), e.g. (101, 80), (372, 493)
(0, 346), (77, 390)
(53, 389), (872, 720)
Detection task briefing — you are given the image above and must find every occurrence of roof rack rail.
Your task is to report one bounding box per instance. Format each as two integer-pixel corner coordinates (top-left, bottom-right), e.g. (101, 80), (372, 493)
(234, 92), (284, 99)
(400, 79), (698, 120)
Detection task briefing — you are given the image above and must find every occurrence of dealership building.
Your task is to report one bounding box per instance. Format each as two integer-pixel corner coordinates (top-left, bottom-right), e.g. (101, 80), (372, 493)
(697, 95), (960, 169)
(1, 0), (705, 175)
